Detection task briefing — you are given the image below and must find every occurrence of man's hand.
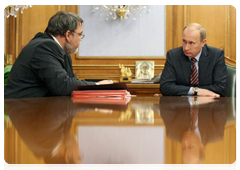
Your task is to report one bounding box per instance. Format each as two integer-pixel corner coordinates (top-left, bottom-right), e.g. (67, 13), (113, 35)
(197, 88), (220, 98)
(97, 80), (113, 85)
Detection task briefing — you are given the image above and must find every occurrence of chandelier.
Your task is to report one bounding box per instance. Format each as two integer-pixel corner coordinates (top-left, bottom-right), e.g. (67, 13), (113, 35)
(5, 5), (32, 18)
(92, 5), (150, 20)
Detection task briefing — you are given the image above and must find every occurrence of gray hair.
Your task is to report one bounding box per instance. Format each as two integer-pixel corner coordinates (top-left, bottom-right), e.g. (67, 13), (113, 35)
(44, 11), (83, 36)
(183, 23), (206, 41)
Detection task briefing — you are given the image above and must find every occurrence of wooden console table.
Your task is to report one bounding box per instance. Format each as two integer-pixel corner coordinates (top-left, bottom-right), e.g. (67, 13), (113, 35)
(126, 83), (160, 96)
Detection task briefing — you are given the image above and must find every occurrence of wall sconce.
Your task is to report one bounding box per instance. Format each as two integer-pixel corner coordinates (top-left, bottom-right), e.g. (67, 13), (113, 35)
(92, 5), (150, 20)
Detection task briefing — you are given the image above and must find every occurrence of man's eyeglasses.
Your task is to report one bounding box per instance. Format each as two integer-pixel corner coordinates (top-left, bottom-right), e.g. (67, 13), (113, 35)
(73, 31), (85, 39)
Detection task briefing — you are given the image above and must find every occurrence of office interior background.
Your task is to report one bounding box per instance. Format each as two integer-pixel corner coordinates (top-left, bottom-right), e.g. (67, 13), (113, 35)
(4, 5), (236, 164)
(4, 5), (236, 82)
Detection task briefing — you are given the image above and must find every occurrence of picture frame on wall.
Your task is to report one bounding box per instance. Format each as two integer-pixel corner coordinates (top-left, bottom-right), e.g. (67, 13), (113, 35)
(135, 61), (154, 80)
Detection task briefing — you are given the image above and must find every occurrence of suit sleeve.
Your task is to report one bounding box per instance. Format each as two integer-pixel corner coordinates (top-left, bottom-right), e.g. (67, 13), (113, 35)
(160, 51), (190, 96)
(199, 50), (228, 96)
(31, 42), (96, 96)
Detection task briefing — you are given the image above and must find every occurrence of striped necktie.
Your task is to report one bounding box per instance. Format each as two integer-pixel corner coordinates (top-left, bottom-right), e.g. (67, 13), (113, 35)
(190, 58), (199, 86)
(190, 106), (199, 130)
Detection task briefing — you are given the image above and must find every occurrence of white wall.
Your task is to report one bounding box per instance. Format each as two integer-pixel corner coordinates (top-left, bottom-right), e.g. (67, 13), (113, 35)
(78, 5), (166, 57)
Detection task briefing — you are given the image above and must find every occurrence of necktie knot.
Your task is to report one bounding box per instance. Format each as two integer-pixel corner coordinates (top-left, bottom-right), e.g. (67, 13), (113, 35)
(191, 57), (197, 64)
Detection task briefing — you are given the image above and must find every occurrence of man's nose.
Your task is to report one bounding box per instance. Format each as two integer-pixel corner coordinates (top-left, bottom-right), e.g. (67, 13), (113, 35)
(184, 43), (190, 50)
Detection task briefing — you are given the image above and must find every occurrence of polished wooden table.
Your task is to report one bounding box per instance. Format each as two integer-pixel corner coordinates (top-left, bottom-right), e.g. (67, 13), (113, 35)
(126, 83), (160, 96)
(4, 96), (236, 164)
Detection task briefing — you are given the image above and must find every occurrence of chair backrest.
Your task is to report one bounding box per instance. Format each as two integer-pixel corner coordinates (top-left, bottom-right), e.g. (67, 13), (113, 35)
(226, 64), (236, 97)
(4, 65), (12, 86)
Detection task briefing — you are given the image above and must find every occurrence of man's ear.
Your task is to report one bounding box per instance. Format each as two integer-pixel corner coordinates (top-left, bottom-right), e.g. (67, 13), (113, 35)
(202, 39), (207, 47)
(65, 30), (73, 42)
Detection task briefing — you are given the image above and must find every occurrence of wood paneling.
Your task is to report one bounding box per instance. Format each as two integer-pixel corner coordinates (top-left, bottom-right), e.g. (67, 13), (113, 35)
(4, 5), (78, 61)
(5, 15), (17, 63)
(165, 5), (185, 52)
(20, 6), (59, 49)
(229, 6), (236, 61)
(186, 5), (229, 55)
(72, 5), (236, 81)
(166, 5), (236, 60)
(4, 5), (236, 80)
(72, 57), (165, 82)
(163, 5), (233, 67)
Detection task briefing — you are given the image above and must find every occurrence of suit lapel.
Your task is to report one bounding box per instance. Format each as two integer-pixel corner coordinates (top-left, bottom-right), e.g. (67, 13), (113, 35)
(180, 50), (191, 84)
(199, 45), (209, 85)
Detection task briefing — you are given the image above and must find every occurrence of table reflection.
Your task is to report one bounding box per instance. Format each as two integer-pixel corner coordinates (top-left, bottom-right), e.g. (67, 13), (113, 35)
(5, 97), (81, 163)
(159, 96), (233, 164)
(4, 96), (129, 164)
(4, 96), (235, 164)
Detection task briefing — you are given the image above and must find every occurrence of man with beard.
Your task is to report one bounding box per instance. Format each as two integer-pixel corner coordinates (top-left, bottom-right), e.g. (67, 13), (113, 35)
(4, 11), (113, 99)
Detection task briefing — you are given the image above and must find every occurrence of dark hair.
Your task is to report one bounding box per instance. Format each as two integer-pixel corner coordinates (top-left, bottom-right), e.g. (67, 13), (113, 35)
(44, 11), (84, 36)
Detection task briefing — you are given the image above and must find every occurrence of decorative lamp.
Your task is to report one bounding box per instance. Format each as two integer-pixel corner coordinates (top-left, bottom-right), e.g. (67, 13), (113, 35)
(5, 5), (32, 18)
(92, 5), (150, 20)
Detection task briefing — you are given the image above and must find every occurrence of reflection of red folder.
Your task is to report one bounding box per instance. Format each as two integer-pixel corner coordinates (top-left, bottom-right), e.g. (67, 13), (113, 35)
(71, 96), (131, 105)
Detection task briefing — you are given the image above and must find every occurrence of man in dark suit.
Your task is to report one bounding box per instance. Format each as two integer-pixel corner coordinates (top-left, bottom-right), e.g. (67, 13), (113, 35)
(160, 23), (228, 97)
(4, 11), (113, 99)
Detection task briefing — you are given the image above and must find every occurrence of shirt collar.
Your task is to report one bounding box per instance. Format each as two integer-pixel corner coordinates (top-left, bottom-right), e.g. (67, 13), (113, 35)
(49, 33), (63, 49)
(189, 49), (202, 61)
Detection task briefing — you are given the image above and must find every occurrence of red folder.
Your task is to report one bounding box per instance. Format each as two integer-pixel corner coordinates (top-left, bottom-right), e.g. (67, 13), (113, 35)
(71, 90), (131, 105)
(72, 90), (130, 98)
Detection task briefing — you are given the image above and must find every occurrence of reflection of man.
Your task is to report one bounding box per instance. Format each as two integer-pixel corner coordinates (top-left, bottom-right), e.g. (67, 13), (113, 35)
(160, 23), (228, 97)
(182, 103), (204, 164)
(5, 97), (83, 164)
(5, 96), (129, 164)
(159, 96), (229, 164)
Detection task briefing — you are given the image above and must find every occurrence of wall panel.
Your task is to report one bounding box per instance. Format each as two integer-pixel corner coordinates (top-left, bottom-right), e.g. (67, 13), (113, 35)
(20, 5), (58, 49)
(186, 5), (228, 53)
(166, 5), (236, 60)
(4, 5), (236, 82)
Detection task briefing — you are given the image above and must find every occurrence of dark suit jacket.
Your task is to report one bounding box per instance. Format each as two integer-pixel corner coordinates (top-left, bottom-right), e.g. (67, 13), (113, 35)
(160, 44), (228, 96)
(4, 33), (95, 99)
